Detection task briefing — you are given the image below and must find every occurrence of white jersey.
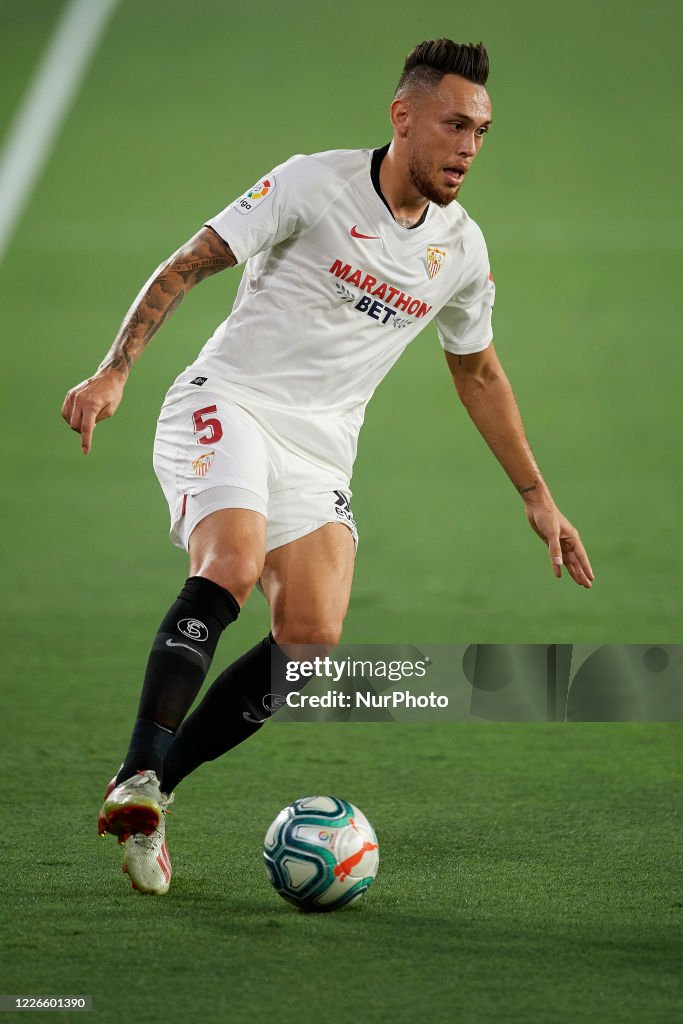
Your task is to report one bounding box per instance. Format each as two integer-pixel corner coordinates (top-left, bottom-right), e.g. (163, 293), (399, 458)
(182, 147), (495, 479)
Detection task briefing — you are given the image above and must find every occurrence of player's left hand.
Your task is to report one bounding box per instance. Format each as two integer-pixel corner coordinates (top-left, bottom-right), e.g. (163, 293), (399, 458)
(525, 504), (594, 588)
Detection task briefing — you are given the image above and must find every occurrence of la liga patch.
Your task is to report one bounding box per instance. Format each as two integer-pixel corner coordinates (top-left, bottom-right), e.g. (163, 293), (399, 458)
(233, 174), (276, 215)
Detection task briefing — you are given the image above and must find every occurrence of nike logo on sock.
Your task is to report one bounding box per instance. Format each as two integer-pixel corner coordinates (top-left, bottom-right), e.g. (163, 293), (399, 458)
(166, 638), (201, 655)
(165, 638), (209, 669)
(243, 711), (269, 725)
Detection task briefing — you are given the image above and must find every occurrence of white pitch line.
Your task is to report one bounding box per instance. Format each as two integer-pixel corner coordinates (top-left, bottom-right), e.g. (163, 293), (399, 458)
(0, 0), (120, 266)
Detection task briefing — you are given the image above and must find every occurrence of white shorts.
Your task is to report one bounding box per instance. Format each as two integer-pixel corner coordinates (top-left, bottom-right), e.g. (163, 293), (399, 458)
(152, 382), (358, 553)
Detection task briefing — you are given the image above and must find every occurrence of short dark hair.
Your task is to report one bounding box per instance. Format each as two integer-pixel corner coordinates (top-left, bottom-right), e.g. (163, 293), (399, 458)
(395, 38), (489, 97)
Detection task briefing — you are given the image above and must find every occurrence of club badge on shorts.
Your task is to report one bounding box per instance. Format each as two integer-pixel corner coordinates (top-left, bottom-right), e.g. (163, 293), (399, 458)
(191, 451), (215, 477)
(426, 246), (447, 280)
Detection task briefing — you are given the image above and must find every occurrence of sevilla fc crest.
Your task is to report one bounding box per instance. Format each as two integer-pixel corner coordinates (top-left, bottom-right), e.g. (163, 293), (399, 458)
(426, 246), (447, 279)
(192, 451), (215, 477)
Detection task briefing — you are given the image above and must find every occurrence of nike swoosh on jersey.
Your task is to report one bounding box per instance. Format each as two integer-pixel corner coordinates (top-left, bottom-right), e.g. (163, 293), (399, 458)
(350, 225), (380, 239)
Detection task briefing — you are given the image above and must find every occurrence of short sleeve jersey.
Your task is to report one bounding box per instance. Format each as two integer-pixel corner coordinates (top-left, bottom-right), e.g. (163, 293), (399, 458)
(184, 147), (495, 478)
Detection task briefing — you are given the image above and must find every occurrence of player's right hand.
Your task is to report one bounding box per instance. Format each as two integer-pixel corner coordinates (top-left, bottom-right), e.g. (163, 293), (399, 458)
(61, 369), (126, 454)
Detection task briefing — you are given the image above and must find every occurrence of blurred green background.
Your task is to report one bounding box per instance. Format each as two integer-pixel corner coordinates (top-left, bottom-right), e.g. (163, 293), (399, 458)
(1, 3), (681, 1022)
(1, 0), (681, 646)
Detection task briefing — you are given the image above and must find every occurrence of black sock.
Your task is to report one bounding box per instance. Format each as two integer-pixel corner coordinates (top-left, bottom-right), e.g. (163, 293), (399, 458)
(116, 576), (239, 787)
(162, 634), (291, 793)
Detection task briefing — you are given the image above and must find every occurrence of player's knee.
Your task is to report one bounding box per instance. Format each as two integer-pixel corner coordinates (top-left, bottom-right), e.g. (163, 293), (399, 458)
(196, 552), (263, 606)
(272, 618), (344, 650)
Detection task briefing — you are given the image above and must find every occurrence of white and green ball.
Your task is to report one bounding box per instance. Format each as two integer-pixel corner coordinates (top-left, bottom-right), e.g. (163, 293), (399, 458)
(264, 796), (379, 912)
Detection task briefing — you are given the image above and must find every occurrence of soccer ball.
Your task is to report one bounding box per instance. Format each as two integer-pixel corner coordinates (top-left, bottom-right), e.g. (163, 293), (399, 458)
(264, 795), (379, 912)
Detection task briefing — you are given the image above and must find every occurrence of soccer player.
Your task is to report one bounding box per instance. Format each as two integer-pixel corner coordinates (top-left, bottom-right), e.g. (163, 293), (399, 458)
(62, 39), (594, 895)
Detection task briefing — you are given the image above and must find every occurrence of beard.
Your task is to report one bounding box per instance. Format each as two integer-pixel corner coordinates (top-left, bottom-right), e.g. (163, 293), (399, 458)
(407, 147), (460, 207)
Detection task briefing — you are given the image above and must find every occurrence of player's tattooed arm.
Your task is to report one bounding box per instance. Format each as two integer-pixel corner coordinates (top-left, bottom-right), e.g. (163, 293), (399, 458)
(99, 226), (237, 377)
(61, 226), (236, 454)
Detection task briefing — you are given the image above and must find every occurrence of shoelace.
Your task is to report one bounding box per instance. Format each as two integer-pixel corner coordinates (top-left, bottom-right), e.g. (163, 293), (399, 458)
(130, 794), (175, 850)
(132, 827), (164, 851)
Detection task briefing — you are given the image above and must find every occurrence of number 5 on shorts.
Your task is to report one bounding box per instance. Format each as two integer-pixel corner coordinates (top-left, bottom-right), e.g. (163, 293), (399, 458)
(192, 405), (223, 445)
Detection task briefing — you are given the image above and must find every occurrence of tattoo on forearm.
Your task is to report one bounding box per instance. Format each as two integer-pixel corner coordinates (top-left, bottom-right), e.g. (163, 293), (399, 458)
(104, 352), (132, 373)
(99, 230), (236, 375)
(173, 257), (231, 273)
(517, 483), (537, 494)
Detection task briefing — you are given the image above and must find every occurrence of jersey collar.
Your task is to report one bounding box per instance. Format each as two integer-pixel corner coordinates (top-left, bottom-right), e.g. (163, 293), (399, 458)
(371, 144), (430, 230)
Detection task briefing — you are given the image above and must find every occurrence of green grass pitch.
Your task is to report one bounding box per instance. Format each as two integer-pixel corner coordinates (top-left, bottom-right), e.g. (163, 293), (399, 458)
(1, 0), (681, 1021)
(2, 716), (681, 1023)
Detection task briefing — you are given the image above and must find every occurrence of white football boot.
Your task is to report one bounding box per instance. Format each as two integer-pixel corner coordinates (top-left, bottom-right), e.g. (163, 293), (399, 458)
(122, 792), (174, 895)
(97, 769), (163, 843)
